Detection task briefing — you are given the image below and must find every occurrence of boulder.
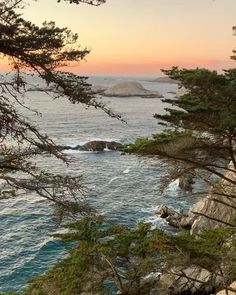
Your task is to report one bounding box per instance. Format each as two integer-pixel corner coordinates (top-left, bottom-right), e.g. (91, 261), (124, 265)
(102, 81), (162, 98)
(159, 265), (217, 295)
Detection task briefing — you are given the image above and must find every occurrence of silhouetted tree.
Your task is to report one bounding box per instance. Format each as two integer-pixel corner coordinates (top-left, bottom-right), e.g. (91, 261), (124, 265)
(0, 0), (113, 216)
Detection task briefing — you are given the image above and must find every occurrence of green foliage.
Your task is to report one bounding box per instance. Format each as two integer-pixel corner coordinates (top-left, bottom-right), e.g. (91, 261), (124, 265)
(24, 217), (166, 294)
(19, 217), (236, 295)
(124, 66), (236, 193)
(159, 67), (236, 134)
(171, 228), (235, 268)
(122, 129), (194, 155)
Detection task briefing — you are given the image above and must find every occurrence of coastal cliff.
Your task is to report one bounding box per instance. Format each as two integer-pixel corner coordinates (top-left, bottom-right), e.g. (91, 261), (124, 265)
(157, 162), (236, 234)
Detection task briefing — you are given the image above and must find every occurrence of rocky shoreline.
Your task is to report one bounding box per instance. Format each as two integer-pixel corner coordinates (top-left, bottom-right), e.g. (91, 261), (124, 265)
(57, 141), (236, 295)
(155, 162), (236, 295)
(156, 162), (236, 235)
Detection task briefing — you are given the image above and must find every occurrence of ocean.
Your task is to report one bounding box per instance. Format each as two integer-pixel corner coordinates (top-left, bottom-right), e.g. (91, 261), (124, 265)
(0, 76), (199, 292)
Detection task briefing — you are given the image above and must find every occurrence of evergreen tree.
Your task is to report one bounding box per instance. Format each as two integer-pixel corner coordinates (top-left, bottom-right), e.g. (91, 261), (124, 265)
(124, 66), (236, 218)
(0, 0), (113, 215)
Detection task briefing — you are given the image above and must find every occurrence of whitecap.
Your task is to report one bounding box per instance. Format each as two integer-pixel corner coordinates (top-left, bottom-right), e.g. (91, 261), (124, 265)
(144, 215), (168, 228)
(37, 236), (55, 249)
(62, 149), (98, 154)
(166, 178), (180, 192)
(109, 177), (121, 184)
(104, 145), (112, 152)
(123, 167), (130, 174)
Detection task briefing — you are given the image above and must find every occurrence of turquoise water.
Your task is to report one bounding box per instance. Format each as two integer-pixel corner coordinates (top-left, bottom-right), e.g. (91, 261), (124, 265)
(0, 76), (197, 291)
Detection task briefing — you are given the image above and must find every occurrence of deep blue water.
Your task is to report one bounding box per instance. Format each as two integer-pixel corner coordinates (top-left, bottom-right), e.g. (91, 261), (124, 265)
(0, 76), (199, 291)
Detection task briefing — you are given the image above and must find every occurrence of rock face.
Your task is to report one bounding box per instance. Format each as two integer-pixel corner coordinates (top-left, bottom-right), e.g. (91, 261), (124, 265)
(58, 140), (121, 152)
(102, 81), (162, 98)
(157, 163), (236, 295)
(159, 265), (217, 295)
(216, 281), (236, 295)
(190, 163), (236, 235)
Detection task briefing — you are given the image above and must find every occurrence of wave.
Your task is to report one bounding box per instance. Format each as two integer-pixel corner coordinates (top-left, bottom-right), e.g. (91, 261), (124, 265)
(104, 147), (113, 152)
(62, 149), (99, 155)
(62, 149), (115, 155)
(123, 167), (131, 174)
(169, 178), (180, 188)
(109, 176), (121, 184)
(165, 178), (180, 193)
(144, 214), (168, 228)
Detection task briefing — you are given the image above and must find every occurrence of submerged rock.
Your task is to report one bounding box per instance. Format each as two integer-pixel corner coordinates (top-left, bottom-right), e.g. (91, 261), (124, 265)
(102, 81), (162, 98)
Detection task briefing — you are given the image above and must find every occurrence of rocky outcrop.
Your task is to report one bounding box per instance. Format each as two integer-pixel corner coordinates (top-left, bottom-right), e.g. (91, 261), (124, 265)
(189, 163), (236, 234)
(157, 163), (236, 295)
(79, 140), (121, 152)
(156, 205), (194, 230)
(157, 162), (236, 234)
(159, 265), (218, 295)
(102, 81), (162, 98)
(58, 140), (121, 152)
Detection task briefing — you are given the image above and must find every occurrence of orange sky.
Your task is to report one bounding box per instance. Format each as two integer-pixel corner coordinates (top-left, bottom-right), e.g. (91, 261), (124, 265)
(1, 0), (236, 76)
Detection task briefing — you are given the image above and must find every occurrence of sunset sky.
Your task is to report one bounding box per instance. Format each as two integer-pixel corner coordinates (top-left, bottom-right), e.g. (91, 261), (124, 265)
(2, 0), (236, 75)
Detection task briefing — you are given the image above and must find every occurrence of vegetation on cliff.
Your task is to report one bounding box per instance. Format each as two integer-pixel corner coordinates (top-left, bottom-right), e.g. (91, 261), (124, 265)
(4, 217), (235, 294)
